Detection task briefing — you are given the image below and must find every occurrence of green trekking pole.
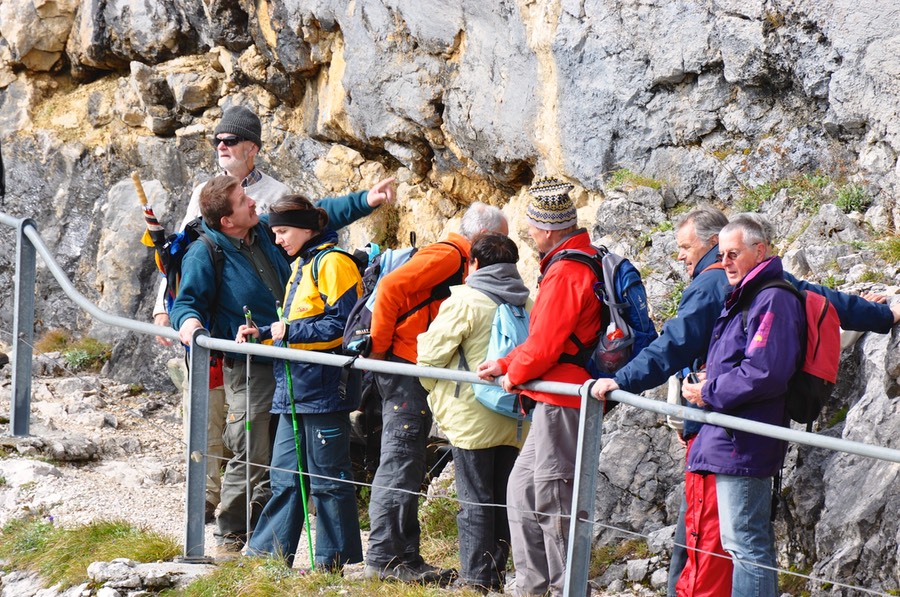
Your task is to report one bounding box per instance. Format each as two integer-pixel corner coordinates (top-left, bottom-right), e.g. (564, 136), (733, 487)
(277, 301), (315, 569)
(242, 306), (254, 542)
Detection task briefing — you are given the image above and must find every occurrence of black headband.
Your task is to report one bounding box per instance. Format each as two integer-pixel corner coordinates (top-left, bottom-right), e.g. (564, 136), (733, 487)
(268, 209), (321, 230)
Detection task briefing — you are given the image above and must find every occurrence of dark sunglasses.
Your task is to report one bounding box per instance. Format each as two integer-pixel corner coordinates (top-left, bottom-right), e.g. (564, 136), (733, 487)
(211, 136), (244, 147)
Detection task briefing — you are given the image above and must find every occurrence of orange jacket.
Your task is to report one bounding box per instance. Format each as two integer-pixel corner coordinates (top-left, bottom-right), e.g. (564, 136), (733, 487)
(498, 230), (604, 409)
(370, 233), (470, 363)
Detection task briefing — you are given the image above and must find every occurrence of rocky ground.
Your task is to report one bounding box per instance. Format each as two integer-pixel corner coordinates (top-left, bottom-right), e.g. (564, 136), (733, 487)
(0, 353), (663, 596)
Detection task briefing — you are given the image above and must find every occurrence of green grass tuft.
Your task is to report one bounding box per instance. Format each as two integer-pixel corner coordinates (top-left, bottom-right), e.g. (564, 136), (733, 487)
(34, 329), (112, 372)
(821, 275), (845, 290)
(589, 539), (651, 578)
(779, 565), (812, 596)
(834, 184), (871, 213)
(658, 279), (687, 322)
(874, 236), (900, 263)
(0, 517), (179, 589)
(607, 168), (664, 190)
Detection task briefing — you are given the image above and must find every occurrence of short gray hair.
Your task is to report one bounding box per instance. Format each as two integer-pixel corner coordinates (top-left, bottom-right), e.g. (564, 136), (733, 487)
(721, 213), (775, 249)
(678, 206), (729, 244)
(459, 202), (507, 241)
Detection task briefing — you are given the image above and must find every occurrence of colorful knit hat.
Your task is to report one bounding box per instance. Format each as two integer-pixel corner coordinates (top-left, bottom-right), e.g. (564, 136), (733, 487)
(526, 176), (577, 230)
(214, 106), (262, 148)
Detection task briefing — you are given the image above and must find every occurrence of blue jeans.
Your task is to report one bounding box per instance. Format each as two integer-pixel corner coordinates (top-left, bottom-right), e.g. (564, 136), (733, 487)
(715, 474), (777, 597)
(452, 445), (519, 590)
(366, 357), (432, 568)
(247, 411), (362, 569)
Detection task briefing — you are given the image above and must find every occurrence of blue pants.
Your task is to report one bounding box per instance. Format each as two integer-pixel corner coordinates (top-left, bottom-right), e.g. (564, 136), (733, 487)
(247, 411), (362, 569)
(366, 357), (432, 568)
(452, 445), (519, 590)
(716, 474), (777, 597)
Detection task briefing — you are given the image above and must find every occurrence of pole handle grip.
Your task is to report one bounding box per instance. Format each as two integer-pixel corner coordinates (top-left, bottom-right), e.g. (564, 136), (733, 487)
(131, 171), (150, 206)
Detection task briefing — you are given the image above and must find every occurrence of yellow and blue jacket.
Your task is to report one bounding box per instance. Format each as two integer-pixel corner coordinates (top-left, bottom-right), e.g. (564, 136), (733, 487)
(257, 230), (362, 413)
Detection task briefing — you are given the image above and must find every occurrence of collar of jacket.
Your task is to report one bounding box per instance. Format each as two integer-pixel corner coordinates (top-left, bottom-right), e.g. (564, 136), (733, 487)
(538, 228), (590, 272)
(298, 229), (339, 260)
(693, 244), (722, 280)
(724, 256), (783, 311)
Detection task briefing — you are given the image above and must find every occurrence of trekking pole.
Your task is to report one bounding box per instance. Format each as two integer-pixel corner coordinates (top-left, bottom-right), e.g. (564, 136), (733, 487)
(242, 305), (254, 542)
(276, 301), (315, 568)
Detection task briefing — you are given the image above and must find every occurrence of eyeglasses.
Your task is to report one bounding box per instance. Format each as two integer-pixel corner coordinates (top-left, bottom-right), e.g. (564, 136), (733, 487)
(211, 136), (244, 147)
(717, 242), (760, 262)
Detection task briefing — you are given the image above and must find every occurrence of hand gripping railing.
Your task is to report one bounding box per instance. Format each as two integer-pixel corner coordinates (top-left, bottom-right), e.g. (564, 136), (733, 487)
(5, 212), (900, 592)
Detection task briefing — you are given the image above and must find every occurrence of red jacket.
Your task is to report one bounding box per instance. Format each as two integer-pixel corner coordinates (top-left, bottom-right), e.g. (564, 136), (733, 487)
(370, 233), (470, 363)
(498, 229), (603, 409)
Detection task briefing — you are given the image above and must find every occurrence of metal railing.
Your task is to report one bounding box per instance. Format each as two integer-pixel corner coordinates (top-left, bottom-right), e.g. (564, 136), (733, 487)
(4, 211), (900, 595)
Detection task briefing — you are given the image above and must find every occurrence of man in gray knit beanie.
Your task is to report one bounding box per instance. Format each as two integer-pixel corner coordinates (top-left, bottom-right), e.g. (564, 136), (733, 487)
(214, 106), (263, 148)
(151, 101), (398, 558)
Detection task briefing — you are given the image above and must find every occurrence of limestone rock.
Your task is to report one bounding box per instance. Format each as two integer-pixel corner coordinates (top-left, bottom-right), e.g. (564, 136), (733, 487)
(66, 0), (204, 78)
(625, 558), (650, 582)
(0, 0), (79, 72)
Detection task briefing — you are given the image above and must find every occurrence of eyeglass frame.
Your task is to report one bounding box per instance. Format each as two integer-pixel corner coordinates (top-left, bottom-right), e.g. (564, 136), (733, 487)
(210, 135), (246, 148)
(716, 242), (761, 263)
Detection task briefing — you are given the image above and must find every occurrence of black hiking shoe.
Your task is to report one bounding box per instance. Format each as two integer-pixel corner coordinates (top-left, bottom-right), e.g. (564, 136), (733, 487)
(364, 561), (456, 584)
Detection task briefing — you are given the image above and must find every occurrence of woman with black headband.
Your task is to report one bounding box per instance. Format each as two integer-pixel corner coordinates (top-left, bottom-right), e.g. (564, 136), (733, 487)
(237, 194), (364, 571)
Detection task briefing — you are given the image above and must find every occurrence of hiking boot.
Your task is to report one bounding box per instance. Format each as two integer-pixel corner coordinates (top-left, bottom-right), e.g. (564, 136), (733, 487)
(365, 561), (456, 584)
(204, 501), (216, 524)
(211, 540), (243, 561)
(450, 578), (497, 595)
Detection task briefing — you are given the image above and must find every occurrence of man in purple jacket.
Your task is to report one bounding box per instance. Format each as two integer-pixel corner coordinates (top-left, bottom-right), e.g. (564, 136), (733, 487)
(681, 213), (802, 597)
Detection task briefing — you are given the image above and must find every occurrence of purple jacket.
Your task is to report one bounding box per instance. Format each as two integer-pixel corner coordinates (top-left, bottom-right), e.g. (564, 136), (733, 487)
(686, 256), (803, 478)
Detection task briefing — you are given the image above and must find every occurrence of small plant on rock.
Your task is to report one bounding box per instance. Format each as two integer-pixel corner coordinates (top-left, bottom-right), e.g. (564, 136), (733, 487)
(658, 279), (687, 322)
(834, 184), (871, 213)
(874, 236), (900, 263)
(62, 336), (112, 372)
(34, 330), (112, 372)
(822, 274), (845, 289)
(34, 329), (72, 353)
(607, 168), (664, 190)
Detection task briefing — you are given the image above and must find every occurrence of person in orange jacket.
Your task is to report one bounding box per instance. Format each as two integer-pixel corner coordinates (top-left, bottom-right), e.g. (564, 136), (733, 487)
(363, 202), (508, 584)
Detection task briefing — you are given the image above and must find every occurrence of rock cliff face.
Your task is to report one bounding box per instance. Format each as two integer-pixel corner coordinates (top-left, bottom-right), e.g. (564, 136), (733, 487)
(0, 0), (898, 593)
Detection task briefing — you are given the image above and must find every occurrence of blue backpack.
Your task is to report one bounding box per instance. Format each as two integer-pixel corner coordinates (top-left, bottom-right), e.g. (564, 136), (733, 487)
(458, 298), (532, 430)
(545, 245), (658, 378)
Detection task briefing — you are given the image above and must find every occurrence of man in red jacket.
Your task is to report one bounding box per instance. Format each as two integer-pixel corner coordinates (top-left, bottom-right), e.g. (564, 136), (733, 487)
(364, 202), (508, 584)
(478, 177), (604, 596)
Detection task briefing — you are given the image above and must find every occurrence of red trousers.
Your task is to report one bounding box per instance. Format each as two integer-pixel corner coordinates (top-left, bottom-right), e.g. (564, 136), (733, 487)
(676, 438), (732, 597)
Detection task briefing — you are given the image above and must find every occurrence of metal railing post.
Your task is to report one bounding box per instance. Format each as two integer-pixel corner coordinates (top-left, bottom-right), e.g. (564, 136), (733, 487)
(564, 380), (605, 596)
(181, 327), (211, 562)
(10, 217), (37, 437)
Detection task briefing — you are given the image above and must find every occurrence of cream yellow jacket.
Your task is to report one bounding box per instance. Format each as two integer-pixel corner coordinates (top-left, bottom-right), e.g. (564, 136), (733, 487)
(417, 285), (532, 450)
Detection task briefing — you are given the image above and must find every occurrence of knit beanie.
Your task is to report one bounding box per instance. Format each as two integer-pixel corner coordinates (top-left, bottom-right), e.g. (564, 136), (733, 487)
(214, 106), (262, 148)
(526, 176), (577, 230)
